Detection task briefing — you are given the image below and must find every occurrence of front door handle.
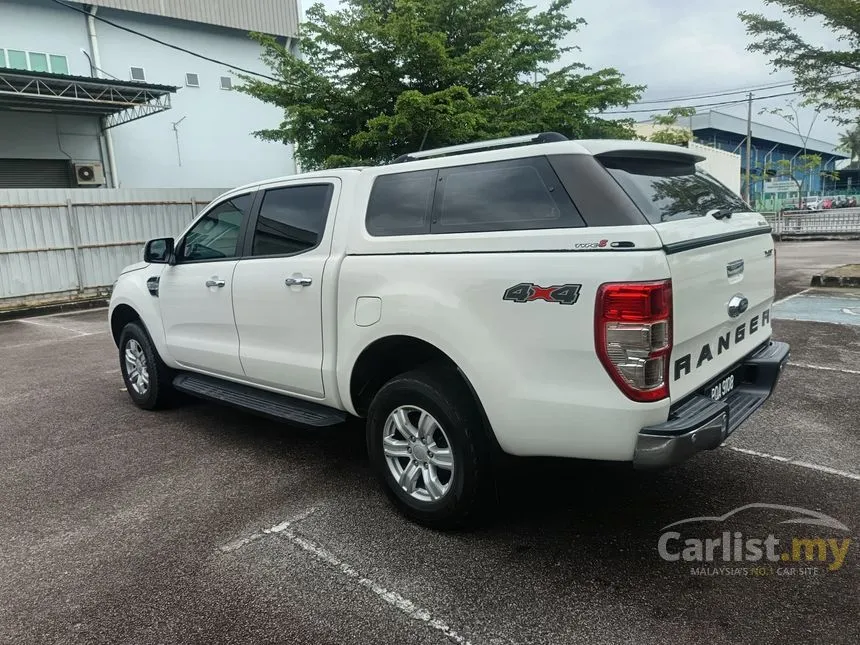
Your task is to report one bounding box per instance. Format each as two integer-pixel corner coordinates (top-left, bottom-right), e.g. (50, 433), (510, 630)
(285, 275), (312, 287)
(205, 278), (226, 288)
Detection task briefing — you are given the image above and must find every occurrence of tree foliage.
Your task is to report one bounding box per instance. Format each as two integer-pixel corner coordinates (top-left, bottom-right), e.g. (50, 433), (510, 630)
(754, 154), (838, 208)
(739, 1), (860, 122)
(647, 107), (696, 145)
(239, 0), (644, 169)
(838, 125), (860, 166)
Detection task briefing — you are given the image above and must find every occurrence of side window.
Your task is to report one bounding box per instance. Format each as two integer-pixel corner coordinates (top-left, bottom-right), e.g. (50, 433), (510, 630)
(251, 184), (333, 256)
(432, 157), (584, 233)
(366, 169), (436, 236)
(179, 193), (250, 262)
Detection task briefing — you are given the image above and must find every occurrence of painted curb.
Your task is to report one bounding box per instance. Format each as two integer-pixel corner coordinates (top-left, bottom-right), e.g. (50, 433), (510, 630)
(810, 275), (860, 288)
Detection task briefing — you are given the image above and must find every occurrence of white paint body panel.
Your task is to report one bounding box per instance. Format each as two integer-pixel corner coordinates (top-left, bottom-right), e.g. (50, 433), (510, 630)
(109, 140), (778, 462)
(650, 213), (775, 400)
(335, 249), (672, 459)
(231, 178), (343, 399)
(158, 260), (243, 377)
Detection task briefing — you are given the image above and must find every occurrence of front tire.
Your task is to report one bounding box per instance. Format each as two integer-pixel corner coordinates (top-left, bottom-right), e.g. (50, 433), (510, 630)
(366, 365), (493, 529)
(118, 321), (174, 410)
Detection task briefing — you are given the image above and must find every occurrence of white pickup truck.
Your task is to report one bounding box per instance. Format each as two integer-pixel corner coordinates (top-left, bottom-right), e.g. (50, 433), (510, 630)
(109, 133), (789, 527)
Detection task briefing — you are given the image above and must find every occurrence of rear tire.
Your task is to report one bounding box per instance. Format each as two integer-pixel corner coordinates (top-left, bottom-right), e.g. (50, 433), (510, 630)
(366, 364), (494, 529)
(118, 321), (175, 410)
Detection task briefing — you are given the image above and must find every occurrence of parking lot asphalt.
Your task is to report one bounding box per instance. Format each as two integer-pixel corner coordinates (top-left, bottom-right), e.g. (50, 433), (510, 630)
(1, 241), (858, 645)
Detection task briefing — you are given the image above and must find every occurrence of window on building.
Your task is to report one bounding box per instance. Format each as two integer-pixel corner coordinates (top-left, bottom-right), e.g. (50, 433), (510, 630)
(220, 76), (233, 90)
(251, 184), (334, 256)
(185, 73), (199, 88)
(366, 170), (435, 236)
(0, 50), (69, 74)
(7, 50), (27, 70)
(130, 66), (146, 82)
(49, 55), (69, 75)
(28, 52), (49, 73)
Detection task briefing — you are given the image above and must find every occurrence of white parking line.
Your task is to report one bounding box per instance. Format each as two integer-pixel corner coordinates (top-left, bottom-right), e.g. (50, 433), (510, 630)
(773, 288), (810, 305)
(17, 318), (92, 336)
(220, 507), (481, 645)
(1, 331), (108, 350)
(724, 445), (860, 481)
(219, 506), (320, 553)
(280, 528), (477, 645)
(790, 362), (860, 376)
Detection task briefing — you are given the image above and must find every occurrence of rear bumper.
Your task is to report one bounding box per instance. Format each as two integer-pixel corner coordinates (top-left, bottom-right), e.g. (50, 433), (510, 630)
(633, 340), (790, 469)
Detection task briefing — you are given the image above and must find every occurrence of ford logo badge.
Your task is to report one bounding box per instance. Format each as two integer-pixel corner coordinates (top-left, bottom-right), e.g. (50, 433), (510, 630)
(728, 294), (749, 318)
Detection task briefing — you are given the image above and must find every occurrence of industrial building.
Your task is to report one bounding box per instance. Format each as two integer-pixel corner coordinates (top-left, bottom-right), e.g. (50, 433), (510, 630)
(0, 0), (299, 189)
(637, 110), (847, 207)
(686, 111), (846, 206)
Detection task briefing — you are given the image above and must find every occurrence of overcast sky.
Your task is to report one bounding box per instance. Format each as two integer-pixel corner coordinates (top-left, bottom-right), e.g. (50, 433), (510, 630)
(305, 0), (847, 145)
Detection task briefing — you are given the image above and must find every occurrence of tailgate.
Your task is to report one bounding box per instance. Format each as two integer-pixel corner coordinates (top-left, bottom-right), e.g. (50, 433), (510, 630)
(655, 215), (774, 399)
(597, 151), (776, 400)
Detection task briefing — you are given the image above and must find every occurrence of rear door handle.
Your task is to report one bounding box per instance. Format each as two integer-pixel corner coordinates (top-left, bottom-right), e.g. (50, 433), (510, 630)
(285, 275), (312, 287)
(205, 278), (226, 288)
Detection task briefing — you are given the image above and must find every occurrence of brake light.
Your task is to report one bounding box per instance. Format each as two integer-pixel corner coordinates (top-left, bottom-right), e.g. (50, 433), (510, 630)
(595, 280), (673, 402)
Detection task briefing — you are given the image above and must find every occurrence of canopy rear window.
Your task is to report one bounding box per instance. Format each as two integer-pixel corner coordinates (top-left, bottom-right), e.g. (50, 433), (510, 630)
(600, 157), (748, 224)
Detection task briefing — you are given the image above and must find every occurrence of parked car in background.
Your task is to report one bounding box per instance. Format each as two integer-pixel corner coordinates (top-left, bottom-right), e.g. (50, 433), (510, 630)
(805, 196), (835, 210)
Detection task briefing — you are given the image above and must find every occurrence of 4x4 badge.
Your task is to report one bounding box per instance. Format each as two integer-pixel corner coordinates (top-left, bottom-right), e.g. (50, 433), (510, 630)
(503, 283), (581, 305)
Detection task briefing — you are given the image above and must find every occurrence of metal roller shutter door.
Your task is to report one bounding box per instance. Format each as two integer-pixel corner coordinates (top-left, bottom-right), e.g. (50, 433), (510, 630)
(0, 159), (72, 188)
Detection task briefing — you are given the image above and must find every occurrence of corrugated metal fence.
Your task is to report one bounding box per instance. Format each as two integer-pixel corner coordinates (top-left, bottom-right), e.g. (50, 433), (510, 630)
(0, 188), (225, 311)
(762, 208), (860, 237)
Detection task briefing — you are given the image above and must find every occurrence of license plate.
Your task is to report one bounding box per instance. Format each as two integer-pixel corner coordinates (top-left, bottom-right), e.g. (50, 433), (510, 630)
(704, 368), (741, 401)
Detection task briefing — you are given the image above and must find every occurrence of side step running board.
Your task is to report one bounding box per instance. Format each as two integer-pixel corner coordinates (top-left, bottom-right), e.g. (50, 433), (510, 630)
(173, 373), (347, 427)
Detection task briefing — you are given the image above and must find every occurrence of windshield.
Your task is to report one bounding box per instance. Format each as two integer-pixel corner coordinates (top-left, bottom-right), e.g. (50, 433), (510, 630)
(600, 157), (749, 224)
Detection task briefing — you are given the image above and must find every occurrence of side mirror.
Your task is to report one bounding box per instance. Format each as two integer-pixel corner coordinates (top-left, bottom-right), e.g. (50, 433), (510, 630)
(144, 237), (174, 264)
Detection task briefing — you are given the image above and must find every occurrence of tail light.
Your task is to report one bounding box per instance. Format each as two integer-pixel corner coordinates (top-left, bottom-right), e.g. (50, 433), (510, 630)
(595, 280), (672, 402)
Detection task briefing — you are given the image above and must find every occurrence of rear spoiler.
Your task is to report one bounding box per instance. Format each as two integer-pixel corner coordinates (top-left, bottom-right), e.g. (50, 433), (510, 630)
(574, 140), (707, 164)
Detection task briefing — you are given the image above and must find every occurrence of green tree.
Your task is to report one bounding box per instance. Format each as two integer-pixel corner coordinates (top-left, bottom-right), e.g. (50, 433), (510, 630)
(647, 107), (696, 145)
(239, 0), (643, 169)
(838, 126), (860, 167)
(739, 1), (860, 122)
(756, 154), (838, 208)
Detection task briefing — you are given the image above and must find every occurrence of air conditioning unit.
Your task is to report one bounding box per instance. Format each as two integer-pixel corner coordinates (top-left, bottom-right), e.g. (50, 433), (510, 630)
(73, 162), (105, 186)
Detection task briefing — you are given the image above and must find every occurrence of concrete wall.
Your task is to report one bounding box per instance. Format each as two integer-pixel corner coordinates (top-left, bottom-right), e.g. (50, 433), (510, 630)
(95, 8), (296, 189)
(0, 0), (92, 76)
(0, 112), (104, 164)
(690, 141), (742, 195)
(0, 0), (296, 189)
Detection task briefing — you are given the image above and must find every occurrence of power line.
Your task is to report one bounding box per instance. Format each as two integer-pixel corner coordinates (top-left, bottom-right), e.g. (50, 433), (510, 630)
(633, 79), (796, 105)
(628, 71), (855, 108)
(600, 89), (804, 115)
(49, 0), (280, 82)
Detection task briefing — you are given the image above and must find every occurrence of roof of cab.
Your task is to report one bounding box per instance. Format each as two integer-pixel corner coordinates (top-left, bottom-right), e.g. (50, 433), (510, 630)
(231, 167), (367, 193)
(224, 137), (706, 198)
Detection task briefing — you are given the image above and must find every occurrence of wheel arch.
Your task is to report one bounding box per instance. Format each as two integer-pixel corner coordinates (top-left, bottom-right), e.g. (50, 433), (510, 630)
(347, 334), (501, 454)
(110, 303), (142, 347)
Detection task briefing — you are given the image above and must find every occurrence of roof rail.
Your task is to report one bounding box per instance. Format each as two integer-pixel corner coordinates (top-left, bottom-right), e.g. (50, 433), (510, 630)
(391, 132), (568, 164)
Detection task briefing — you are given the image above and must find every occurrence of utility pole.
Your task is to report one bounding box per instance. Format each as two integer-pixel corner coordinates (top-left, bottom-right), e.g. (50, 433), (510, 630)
(745, 92), (753, 203)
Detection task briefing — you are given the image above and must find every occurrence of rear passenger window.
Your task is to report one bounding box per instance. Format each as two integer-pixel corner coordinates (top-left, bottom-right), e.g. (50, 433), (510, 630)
(251, 184), (333, 256)
(366, 169), (435, 236)
(433, 157), (583, 233)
